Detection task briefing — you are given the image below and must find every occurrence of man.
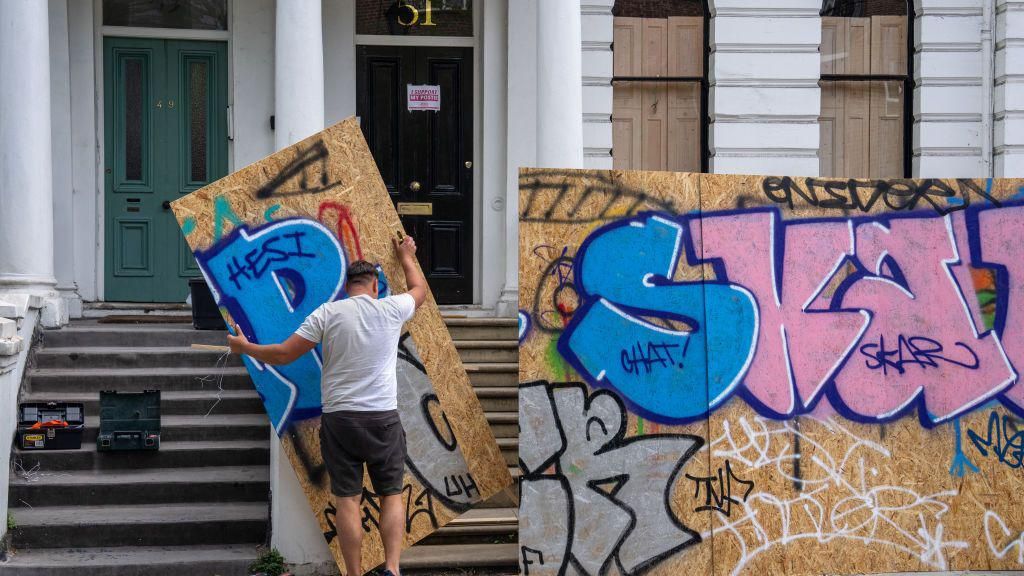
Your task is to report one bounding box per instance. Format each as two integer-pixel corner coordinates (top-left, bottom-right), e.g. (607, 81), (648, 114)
(227, 235), (427, 576)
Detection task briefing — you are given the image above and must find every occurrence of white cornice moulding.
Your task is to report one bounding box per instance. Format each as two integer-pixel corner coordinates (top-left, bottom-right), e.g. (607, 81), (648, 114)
(915, 112), (985, 122)
(913, 146), (984, 155)
(711, 43), (820, 53)
(712, 147), (819, 157)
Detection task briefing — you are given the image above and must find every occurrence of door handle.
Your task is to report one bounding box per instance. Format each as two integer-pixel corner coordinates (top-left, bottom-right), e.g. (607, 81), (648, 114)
(162, 200), (171, 210)
(408, 181), (421, 193)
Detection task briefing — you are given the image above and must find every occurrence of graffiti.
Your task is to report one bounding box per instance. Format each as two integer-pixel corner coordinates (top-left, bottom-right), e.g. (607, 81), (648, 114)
(198, 218), (479, 511)
(521, 171), (1024, 575)
(359, 484), (440, 535)
(762, 177), (1000, 215)
(968, 410), (1024, 469)
(708, 415), (966, 575)
(319, 201), (364, 262)
(322, 483), (440, 545)
(520, 546), (547, 575)
(519, 170), (680, 224)
(686, 460), (754, 517)
(858, 334), (980, 376)
(322, 502), (339, 544)
(213, 195), (244, 241)
(182, 216), (197, 236)
(560, 213), (758, 423)
(518, 381), (703, 575)
(198, 219), (346, 432)
(396, 333), (480, 512)
(518, 310), (530, 343)
(530, 245), (579, 334)
(949, 417), (980, 477)
(985, 510), (1024, 564)
(256, 141), (347, 198)
(558, 205), (1024, 427)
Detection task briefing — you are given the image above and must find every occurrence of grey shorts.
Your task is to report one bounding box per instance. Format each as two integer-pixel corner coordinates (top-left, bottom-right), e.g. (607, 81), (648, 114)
(319, 409), (406, 498)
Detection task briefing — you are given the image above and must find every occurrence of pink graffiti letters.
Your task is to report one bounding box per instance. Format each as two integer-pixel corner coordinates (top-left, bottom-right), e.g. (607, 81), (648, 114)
(563, 203), (1024, 427)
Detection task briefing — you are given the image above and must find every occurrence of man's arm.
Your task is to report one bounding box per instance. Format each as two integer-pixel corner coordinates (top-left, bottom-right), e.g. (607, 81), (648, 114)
(394, 235), (427, 308)
(227, 324), (317, 365)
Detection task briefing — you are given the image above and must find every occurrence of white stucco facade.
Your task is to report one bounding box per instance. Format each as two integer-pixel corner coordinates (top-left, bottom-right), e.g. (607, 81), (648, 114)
(1, 0), (1022, 570)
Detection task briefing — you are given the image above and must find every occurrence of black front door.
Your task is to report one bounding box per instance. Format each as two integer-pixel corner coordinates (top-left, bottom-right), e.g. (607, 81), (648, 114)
(357, 45), (473, 304)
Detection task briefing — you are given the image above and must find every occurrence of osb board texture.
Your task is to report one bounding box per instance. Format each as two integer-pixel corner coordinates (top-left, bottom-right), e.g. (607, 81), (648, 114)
(518, 167), (1024, 576)
(171, 118), (511, 574)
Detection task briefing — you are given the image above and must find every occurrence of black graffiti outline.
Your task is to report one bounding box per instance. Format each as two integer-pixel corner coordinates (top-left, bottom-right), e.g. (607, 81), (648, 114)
(762, 176), (1001, 216)
(286, 421), (327, 486)
(256, 140), (346, 199)
(396, 332), (474, 512)
(685, 460), (755, 517)
(519, 171), (680, 224)
(521, 546), (547, 575)
(531, 254), (580, 334)
(519, 380), (705, 576)
(322, 502), (338, 544)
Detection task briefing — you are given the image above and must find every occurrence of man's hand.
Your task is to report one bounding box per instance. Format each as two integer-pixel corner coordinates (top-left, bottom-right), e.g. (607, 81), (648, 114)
(393, 235), (417, 261)
(227, 322), (250, 355)
(393, 234), (427, 309)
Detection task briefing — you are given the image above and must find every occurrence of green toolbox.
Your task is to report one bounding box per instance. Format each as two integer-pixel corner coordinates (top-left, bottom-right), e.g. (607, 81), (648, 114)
(97, 390), (161, 451)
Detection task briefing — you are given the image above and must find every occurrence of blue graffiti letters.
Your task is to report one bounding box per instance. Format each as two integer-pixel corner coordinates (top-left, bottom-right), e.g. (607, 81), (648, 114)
(560, 213), (758, 424)
(197, 219), (346, 432)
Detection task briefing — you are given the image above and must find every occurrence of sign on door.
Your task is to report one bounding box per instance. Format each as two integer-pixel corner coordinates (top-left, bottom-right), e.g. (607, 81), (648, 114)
(407, 84), (441, 111)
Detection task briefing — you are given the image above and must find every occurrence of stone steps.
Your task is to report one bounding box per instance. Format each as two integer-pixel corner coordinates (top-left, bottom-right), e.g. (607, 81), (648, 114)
(0, 544), (261, 576)
(13, 440), (271, 472)
(19, 389), (264, 415)
(11, 502), (268, 548)
(9, 466), (269, 507)
(8, 314), (521, 574)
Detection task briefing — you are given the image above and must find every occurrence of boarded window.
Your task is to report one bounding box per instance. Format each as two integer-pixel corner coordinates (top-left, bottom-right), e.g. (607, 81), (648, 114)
(820, 15), (907, 178)
(612, 16), (703, 172)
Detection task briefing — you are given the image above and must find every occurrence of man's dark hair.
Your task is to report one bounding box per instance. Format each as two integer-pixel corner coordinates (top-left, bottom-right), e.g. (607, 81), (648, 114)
(345, 260), (377, 287)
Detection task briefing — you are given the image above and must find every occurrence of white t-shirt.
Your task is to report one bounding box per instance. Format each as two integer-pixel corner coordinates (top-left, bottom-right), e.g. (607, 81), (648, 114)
(294, 293), (416, 412)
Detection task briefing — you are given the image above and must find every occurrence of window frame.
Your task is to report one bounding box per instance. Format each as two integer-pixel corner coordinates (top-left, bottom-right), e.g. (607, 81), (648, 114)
(818, 3), (914, 178)
(610, 2), (710, 173)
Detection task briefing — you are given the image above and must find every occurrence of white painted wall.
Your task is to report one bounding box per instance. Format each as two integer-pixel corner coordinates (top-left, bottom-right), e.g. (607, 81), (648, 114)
(503, 0), (539, 314)
(0, 296), (41, 547)
(708, 0), (822, 175)
(324, 0), (356, 126)
(582, 1), (614, 169)
(49, 0), (78, 321)
(68, 0), (97, 306)
(231, 0), (276, 170)
(996, 0), (1024, 175)
(914, 0), (988, 176)
(481, 0), (510, 312)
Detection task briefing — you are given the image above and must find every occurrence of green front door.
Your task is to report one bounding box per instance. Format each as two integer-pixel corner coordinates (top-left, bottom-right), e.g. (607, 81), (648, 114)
(104, 37), (227, 302)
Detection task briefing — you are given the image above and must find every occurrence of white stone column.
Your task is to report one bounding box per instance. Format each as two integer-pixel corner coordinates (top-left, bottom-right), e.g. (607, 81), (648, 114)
(0, 1), (63, 326)
(996, 0), (1024, 175)
(271, 0), (333, 568)
(50, 0), (78, 320)
(536, 0), (584, 168)
(499, 0), (538, 317)
(708, 0), (822, 175)
(914, 0), (987, 176)
(275, 0), (325, 149)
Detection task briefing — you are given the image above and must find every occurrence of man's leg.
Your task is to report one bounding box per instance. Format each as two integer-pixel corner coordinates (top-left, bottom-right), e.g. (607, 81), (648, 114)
(335, 494), (364, 576)
(380, 493), (404, 574)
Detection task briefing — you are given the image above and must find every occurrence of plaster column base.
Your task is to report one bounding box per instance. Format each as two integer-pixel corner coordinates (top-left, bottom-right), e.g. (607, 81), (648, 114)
(495, 286), (519, 318)
(0, 290), (66, 329)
